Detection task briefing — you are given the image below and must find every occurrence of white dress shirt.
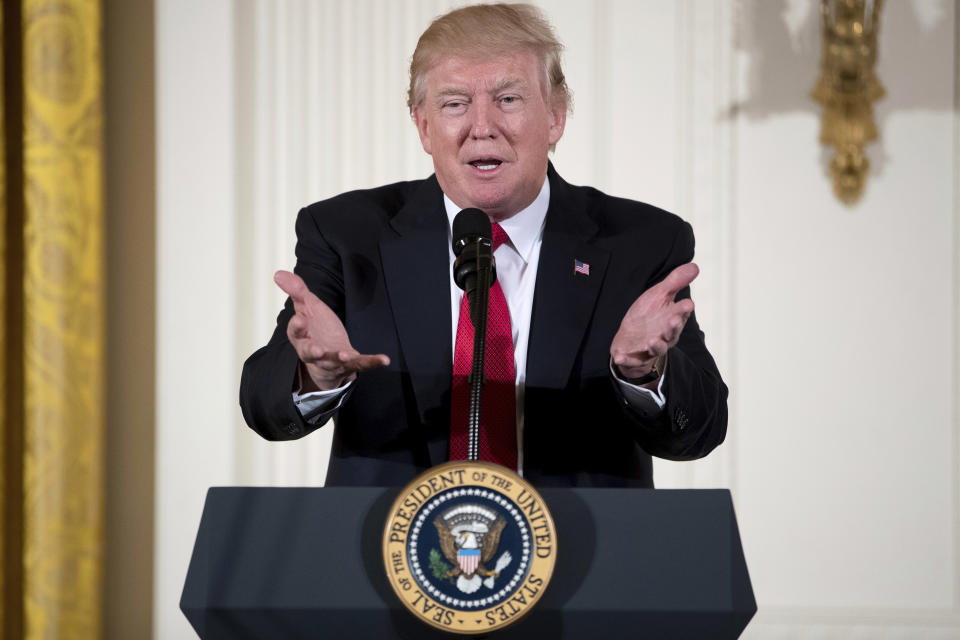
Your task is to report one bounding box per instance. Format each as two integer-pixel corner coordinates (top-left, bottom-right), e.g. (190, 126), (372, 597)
(293, 177), (666, 472)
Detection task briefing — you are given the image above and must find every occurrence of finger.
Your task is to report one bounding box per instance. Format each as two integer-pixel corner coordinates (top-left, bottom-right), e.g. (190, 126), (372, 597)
(658, 262), (699, 297)
(612, 352), (654, 370)
(287, 313), (309, 338)
(673, 298), (695, 315)
(661, 305), (691, 342)
(645, 338), (669, 357)
(660, 314), (684, 341)
(306, 343), (334, 361)
(274, 270), (312, 306)
(662, 323), (683, 346)
(301, 359), (353, 391)
(340, 352), (391, 372)
(611, 346), (656, 367)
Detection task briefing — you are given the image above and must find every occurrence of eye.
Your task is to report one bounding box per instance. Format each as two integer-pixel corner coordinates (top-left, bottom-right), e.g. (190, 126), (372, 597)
(499, 95), (522, 109)
(442, 99), (468, 113)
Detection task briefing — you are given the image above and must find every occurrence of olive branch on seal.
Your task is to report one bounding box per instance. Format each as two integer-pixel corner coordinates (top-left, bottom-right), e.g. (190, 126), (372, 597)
(428, 548), (451, 580)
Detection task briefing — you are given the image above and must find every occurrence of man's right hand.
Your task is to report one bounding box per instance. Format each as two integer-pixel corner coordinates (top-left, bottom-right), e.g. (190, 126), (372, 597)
(274, 270), (390, 391)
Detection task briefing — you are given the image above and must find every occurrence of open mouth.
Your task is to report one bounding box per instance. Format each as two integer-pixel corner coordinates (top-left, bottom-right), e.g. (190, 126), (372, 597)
(469, 159), (502, 172)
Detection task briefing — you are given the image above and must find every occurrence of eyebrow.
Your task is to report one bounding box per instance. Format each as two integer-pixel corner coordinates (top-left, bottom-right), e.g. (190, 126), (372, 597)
(435, 88), (470, 100)
(433, 77), (529, 101)
(489, 77), (526, 94)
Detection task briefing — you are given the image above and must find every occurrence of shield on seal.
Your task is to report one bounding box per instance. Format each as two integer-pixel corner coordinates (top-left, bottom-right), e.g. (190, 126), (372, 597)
(458, 548), (480, 575)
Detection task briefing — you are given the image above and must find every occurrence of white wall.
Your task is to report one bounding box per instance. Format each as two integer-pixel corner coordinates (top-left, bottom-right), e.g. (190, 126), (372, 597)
(155, 2), (237, 639)
(155, 1), (960, 637)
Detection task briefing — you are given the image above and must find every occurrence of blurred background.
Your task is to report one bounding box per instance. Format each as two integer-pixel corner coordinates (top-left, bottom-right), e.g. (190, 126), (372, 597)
(1, 0), (957, 638)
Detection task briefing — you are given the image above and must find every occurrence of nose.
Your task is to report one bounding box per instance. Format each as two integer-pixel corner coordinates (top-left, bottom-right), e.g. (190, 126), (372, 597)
(469, 101), (497, 139)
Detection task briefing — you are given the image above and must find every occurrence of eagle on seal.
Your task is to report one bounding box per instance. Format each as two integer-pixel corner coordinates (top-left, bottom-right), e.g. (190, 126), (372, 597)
(434, 514), (512, 594)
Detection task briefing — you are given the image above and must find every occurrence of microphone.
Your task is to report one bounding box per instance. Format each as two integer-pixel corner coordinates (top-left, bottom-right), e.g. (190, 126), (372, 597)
(452, 208), (497, 328)
(451, 208), (496, 461)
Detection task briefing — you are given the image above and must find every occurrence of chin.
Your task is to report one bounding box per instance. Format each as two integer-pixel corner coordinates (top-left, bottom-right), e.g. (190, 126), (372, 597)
(463, 187), (511, 214)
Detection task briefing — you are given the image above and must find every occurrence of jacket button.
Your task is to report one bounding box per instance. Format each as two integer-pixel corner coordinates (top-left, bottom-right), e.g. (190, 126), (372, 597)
(674, 408), (689, 431)
(285, 421), (299, 435)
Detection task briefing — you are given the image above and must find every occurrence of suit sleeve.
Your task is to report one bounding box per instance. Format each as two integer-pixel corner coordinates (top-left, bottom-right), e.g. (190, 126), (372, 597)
(612, 220), (728, 460)
(239, 206), (351, 440)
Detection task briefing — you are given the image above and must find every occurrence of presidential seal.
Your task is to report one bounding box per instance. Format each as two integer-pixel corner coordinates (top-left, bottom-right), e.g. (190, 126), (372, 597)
(382, 461), (557, 635)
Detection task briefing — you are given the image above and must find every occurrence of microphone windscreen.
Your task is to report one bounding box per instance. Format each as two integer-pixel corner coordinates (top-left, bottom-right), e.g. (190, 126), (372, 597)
(452, 208), (491, 255)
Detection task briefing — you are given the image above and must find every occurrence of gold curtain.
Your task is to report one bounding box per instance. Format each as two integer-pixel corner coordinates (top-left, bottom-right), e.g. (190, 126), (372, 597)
(0, 1), (7, 629)
(2, 0), (105, 638)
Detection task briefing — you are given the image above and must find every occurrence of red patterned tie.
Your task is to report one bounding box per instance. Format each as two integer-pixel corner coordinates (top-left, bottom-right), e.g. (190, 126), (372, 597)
(449, 223), (517, 469)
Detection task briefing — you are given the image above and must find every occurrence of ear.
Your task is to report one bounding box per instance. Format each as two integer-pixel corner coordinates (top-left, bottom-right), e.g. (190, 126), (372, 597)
(547, 99), (567, 146)
(413, 108), (432, 155)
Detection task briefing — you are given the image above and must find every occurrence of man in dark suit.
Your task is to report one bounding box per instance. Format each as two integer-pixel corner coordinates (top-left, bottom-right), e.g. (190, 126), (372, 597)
(240, 3), (727, 487)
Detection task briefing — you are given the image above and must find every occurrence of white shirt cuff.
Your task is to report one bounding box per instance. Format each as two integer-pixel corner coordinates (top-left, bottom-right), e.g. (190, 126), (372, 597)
(609, 359), (667, 419)
(292, 367), (354, 423)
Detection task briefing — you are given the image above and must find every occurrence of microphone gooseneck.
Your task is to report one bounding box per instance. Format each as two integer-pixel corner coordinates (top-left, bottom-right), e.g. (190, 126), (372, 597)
(451, 208), (497, 461)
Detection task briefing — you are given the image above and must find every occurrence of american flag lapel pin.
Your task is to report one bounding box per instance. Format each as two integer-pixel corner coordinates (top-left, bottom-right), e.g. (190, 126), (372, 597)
(574, 259), (590, 276)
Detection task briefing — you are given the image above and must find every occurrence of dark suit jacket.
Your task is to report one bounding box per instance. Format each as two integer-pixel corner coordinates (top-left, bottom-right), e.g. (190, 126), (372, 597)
(240, 166), (727, 487)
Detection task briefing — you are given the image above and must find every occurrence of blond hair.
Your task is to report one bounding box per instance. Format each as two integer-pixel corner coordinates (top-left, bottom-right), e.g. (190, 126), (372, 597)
(407, 3), (571, 114)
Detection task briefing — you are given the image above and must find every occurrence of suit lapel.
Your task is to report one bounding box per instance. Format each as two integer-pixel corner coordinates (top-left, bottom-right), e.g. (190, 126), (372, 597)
(379, 176), (452, 463)
(526, 167), (610, 391)
(378, 169), (609, 464)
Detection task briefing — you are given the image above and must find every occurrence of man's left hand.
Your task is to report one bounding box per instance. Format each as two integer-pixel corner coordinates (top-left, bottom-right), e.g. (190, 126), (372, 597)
(610, 263), (699, 379)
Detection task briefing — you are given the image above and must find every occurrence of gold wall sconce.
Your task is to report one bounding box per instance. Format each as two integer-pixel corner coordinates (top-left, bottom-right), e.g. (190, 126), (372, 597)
(811, 0), (885, 205)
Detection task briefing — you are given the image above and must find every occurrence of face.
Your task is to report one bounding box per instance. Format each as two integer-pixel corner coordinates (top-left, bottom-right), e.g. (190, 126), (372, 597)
(413, 51), (566, 221)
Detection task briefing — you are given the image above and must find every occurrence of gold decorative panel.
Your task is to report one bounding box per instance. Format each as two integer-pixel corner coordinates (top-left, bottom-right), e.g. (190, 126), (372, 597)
(811, 0), (885, 205)
(0, 0), (107, 637)
(0, 1), (7, 630)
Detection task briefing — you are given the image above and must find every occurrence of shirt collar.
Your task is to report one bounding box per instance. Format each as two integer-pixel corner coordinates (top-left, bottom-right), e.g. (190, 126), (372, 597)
(443, 176), (550, 265)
